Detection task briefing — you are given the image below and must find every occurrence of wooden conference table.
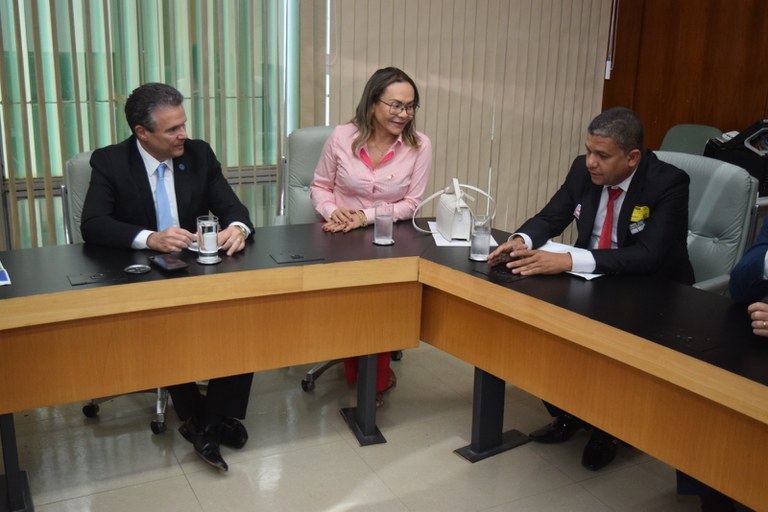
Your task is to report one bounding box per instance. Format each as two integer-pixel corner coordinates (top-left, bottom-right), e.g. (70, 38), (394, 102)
(1, 222), (768, 511)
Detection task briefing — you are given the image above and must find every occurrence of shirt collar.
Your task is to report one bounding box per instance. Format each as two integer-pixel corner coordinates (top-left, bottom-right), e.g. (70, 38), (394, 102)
(609, 168), (636, 193)
(136, 139), (173, 177)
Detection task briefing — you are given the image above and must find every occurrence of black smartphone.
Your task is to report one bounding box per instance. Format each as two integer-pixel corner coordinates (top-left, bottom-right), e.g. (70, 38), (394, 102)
(473, 264), (527, 283)
(149, 254), (189, 271)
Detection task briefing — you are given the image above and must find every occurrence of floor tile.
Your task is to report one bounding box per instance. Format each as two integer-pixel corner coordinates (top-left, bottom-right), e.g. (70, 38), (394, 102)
(350, 414), (573, 512)
(580, 460), (699, 512)
(483, 483), (614, 512)
(187, 440), (407, 512)
(35, 475), (202, 512)
(15, 410), (183, 505)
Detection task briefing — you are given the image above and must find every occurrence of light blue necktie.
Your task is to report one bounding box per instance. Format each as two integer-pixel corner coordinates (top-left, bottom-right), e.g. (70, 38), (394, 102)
(155, 163), (174, 231)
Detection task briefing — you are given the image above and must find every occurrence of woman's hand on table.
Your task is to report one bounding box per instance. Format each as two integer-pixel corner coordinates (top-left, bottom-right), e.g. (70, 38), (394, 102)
(323, 208), (367, 232)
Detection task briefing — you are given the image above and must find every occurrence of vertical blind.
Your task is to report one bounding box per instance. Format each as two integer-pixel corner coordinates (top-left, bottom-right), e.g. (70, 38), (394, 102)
(0, 0), (291, 250)
(303, 0), (611, 236)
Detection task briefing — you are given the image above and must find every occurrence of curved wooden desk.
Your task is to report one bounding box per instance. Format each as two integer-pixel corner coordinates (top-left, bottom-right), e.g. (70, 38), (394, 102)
(1, 259), (421, 412)
(0, 224), (429, 411)
(418, 252), (768, 511)
(2, 222), (767, 511)
(0, 223), (427, 511)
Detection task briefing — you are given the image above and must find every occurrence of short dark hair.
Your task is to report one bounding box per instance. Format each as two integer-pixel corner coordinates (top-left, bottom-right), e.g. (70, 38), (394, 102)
(124, 83), (184, 135)
(351, 67), (421, 151)
(588, 107), (644, 154)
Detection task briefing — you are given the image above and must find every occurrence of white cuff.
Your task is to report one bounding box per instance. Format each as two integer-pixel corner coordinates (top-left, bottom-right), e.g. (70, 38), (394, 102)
(570, 248), (596, 273)
(508, 232), (533, 249)
(131, 230), (152, 250)
(762, 251), (768, 280)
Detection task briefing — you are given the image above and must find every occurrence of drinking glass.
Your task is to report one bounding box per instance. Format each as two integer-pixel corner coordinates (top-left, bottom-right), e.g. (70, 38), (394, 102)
(373, 203), (395, 246)
(469, 214), (491, 261)
(196, 214), (221, 264)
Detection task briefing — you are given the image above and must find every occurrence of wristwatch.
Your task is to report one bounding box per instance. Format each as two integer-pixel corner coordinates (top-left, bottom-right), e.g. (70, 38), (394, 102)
(234, 225), (249, 239)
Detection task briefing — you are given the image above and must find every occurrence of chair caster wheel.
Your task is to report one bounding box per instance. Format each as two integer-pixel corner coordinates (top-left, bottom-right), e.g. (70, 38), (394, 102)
(82, 403), (100, 418)
(301, 379), (315, 392)
(391, 350), (403, 361)
(150, 420), (167, 434)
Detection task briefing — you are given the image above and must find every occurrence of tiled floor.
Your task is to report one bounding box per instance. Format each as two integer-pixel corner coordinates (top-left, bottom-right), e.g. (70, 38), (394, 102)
(5, 343), (716, 511)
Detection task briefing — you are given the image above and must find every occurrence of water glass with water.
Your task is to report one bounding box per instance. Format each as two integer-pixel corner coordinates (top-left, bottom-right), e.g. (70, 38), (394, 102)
(469, 214), (491, 261)
(373, 203), (395, 246)
(196, 214), (221, 264)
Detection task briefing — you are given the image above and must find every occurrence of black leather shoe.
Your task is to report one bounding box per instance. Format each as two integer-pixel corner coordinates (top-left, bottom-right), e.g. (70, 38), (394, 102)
(581, 435), (618, 471)
(216, 417), (248, 449)
(193, 429), (228, 471)
(178, 418), (228, 471)
(529, 416), (582, 444)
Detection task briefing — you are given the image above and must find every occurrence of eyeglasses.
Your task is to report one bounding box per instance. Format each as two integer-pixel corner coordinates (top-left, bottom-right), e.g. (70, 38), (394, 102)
(378, 100), (419, 116)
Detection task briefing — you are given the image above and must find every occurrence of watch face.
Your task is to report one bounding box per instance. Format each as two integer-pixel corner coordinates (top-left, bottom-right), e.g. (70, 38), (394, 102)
(124, 264), (151, 274)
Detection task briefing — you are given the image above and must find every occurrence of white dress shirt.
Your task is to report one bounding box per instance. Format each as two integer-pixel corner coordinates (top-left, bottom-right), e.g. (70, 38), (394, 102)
(512, 171), (637, 273)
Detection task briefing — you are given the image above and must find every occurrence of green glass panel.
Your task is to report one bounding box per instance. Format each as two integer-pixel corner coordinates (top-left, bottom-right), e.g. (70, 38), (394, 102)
(1, 0), (290, 248)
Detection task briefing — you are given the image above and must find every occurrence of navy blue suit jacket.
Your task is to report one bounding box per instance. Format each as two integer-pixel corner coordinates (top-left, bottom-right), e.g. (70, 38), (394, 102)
(517, 150), (694, 284)
(81, 136), (253, 248)
(730, 216), (768, 303)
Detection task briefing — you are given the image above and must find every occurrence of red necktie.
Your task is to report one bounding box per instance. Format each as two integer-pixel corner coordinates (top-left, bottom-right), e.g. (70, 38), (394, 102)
(598, 187), (623, 249)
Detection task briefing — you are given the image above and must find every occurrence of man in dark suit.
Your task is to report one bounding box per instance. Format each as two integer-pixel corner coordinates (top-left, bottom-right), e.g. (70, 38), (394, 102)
(81, 82), (254, 471)
(730, 215), (768, 310)
(488, 107), (694, 472)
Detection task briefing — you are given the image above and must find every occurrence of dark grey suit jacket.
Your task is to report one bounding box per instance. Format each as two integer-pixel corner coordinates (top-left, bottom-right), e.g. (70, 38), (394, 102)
(517, 149), (694, 284)
(730, 216), (768, 303)
(81, 136), (253, 248)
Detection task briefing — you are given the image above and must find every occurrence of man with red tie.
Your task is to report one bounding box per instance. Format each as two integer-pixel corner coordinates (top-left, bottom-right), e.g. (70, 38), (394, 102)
(488, 107), (694, 472)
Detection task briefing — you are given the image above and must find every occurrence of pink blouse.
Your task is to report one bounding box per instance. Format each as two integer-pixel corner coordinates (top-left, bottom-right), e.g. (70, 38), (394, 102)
(310, 123), (433, 222)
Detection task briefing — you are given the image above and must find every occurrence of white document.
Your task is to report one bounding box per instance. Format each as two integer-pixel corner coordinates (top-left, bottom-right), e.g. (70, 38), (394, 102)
(0, 259), (10, 286)
(427, 221), (499, 247)
(538, 241), (603, 280)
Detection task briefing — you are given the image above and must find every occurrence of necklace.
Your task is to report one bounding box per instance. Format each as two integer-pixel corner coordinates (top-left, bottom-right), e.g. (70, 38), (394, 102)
(370, 143), (388, 155)
(369, 137), (395, 155)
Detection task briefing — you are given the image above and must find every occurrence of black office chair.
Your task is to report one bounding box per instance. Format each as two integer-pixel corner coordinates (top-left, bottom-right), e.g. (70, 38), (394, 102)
(63, 151), (170, 434)
(277, 126), (403, 392)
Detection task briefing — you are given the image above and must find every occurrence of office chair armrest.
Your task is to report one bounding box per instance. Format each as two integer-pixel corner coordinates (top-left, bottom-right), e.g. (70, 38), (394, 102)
(692, 274), (730, 295)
